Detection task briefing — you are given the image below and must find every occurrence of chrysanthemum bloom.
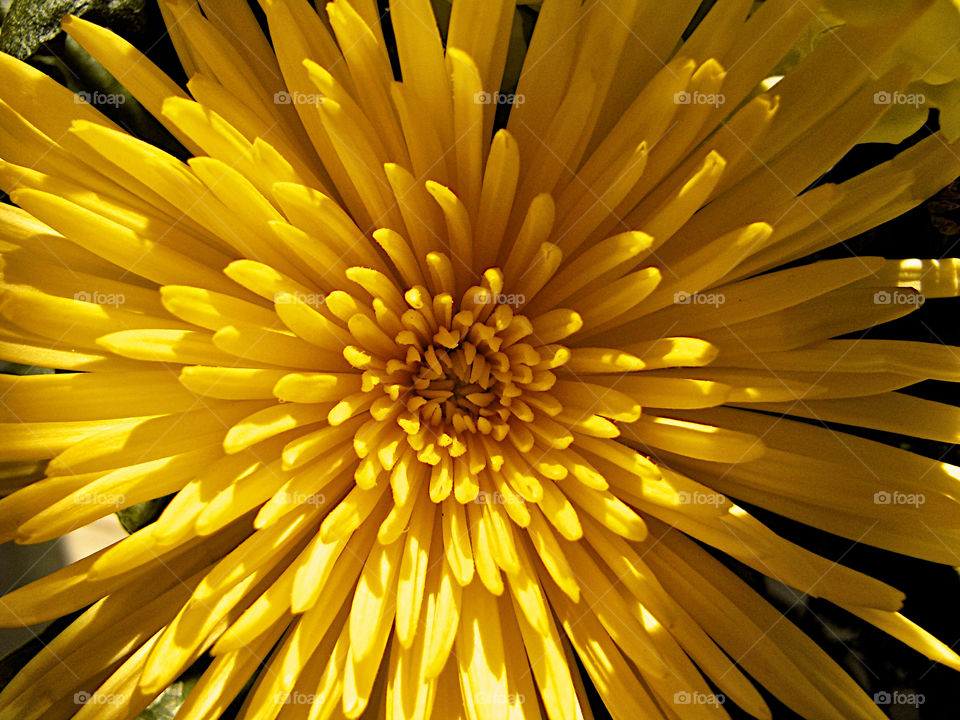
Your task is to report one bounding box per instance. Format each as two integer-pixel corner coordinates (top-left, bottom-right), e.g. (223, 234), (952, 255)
(2, 0), (960, 718)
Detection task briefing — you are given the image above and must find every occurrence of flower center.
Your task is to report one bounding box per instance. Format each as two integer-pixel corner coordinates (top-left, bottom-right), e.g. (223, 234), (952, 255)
(336, 258), (569, 501)
(402, 301), (539, 432)
(329, 250), (585, 506)
(385, 282), (549, 451)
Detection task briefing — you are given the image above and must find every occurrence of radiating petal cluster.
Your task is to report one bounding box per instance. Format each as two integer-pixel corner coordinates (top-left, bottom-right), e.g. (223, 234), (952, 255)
(1, 1), (960, 720)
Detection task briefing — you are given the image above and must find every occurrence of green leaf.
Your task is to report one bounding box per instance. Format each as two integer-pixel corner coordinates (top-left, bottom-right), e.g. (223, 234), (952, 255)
(0, 361), (53, 375)
(0, 0), (148, 60)
(116, 496), (170, 534)
(134, 663), (204, 720)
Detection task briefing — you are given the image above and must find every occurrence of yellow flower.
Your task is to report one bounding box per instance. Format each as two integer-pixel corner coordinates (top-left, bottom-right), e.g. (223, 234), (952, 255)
(802, 0), (960, 143)
(1, 1), (960, 719)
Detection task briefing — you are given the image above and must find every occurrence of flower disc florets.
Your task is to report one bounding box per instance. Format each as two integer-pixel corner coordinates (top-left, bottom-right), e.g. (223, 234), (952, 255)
(337, 256), (572, 504)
